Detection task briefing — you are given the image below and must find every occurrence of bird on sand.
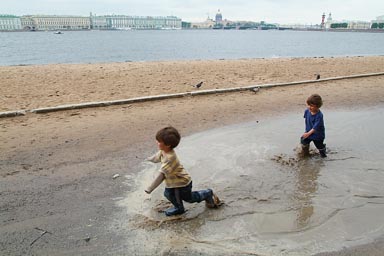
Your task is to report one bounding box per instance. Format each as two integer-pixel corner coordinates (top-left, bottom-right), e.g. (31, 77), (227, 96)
(192, 81), (203, 88)
(250, 86), (260, 93)
(316, 74), (321, 80)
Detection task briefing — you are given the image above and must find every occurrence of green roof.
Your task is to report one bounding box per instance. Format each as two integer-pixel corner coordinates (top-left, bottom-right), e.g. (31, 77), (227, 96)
(0, 14), (19, 18)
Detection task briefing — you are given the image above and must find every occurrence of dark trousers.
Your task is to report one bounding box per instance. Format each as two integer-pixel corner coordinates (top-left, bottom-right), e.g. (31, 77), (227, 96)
(301, 137), (325, 150)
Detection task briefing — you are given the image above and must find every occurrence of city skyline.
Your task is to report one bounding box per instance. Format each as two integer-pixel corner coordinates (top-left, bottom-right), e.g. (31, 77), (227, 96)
(1, 0), (383, 25)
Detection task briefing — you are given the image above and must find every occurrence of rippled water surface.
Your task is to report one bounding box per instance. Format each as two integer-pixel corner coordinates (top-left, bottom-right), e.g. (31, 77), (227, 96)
(117, 106), (384, 255)
(1, 30), (384, 66)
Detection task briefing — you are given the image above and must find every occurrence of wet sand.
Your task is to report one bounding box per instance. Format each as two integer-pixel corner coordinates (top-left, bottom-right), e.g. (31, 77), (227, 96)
(1, 56), (384, 255)
(118, 107), (384, 255)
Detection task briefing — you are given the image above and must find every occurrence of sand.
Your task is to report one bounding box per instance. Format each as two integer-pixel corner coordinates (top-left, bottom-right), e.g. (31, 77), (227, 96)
(1, 56), (384, 255)
(1, 56), (384, 112)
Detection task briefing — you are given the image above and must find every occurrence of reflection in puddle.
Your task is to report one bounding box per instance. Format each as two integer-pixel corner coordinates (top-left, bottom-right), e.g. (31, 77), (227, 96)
(116, 106), (384, 255)
(293, 158), (321, 230)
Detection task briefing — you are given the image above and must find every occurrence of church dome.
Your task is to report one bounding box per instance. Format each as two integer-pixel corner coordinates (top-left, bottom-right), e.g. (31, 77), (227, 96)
(215, 9), (222, 23)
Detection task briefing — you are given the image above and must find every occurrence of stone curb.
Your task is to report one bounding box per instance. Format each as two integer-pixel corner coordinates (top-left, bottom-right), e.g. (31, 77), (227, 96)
(30, 92), (190, 113)
(0, 110), (27, 118)
(1, 72), (383, 118)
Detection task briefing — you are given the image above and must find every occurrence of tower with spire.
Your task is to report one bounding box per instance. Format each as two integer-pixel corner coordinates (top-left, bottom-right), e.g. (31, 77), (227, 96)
(321, 12), (326, 28)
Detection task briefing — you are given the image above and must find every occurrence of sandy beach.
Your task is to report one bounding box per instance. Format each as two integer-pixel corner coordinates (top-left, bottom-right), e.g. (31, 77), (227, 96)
(1, 56), (384, 112)
(1, 56), (384, 255)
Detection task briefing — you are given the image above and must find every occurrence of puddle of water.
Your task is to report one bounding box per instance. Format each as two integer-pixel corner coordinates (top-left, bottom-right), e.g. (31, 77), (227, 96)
(116, 105), (384, 255)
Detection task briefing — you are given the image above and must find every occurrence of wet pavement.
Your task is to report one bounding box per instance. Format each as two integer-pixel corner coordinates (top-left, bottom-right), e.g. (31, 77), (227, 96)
(116, 105), (384, 255)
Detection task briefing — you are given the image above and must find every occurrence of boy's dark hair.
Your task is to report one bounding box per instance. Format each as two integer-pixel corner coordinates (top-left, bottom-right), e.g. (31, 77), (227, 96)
(156, 126), (181, 149)
(307, 94), (323, 108)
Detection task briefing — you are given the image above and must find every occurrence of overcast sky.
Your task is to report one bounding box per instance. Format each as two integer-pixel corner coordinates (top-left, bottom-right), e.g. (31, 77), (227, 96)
(2, 0), (383, 24)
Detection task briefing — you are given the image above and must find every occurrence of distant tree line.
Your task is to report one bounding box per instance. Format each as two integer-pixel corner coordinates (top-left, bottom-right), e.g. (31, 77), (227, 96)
(182, 21), (191, 28)
(330, 23), (348, 28)
(371, 22), (384, 29)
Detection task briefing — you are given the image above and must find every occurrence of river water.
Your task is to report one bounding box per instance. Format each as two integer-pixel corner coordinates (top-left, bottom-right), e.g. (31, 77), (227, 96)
(1, 29), (384, 66)
(117, 105), (384, 255)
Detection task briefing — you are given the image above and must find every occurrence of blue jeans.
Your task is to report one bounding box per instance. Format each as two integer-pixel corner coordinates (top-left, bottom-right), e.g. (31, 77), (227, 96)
(164, 182), (209, 210)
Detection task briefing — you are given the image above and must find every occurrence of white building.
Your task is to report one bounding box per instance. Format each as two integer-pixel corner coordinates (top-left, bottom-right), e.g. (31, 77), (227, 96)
(348, 21), (371, 29)
(91, 15), (108, 30)
(92, 15), (181, 30)
(0, 15), (22, 31)
(326, 13), (381, 30)
(191, 17), (216, 29)
(2, 14), (182, 31)
(21, 15), (90, 31)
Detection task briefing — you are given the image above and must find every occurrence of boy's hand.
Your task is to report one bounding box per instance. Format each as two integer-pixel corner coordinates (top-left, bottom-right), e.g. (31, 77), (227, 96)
(144, 189), (151, 194)
(302, 129), (315, 139)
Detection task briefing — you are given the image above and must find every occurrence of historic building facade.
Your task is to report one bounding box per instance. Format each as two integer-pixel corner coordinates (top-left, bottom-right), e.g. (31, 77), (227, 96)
(6, 14), (182, 31)
(1, 12), (383, 31)
(91, 15), (181, 30)
(0, 15), (22, 31)
(21, 15), (90, 31)
(190, 17), (216, 29)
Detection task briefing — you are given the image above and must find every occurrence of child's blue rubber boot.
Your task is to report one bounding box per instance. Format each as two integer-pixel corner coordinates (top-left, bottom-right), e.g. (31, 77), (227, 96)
(165, 207), (185, 216)
(199, 189), (219, 208)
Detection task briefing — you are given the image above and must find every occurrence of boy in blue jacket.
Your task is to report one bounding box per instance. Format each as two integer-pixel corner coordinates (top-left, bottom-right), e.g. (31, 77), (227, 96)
(301, 94), (327, 158)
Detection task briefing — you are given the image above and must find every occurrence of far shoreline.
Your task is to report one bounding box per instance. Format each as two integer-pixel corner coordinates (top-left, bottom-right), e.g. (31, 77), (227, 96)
(1, 27), (384, 33)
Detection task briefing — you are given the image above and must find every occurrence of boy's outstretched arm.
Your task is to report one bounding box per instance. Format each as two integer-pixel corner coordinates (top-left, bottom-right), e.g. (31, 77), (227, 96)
(145, 172), (165, 194)
(147, 151), (161, 163)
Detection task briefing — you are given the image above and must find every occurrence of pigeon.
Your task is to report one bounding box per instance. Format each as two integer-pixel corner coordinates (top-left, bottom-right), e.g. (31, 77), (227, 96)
(316, 74), (321, 80)
(193, 81), (203, 88)
(250, 86), (260, 93)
